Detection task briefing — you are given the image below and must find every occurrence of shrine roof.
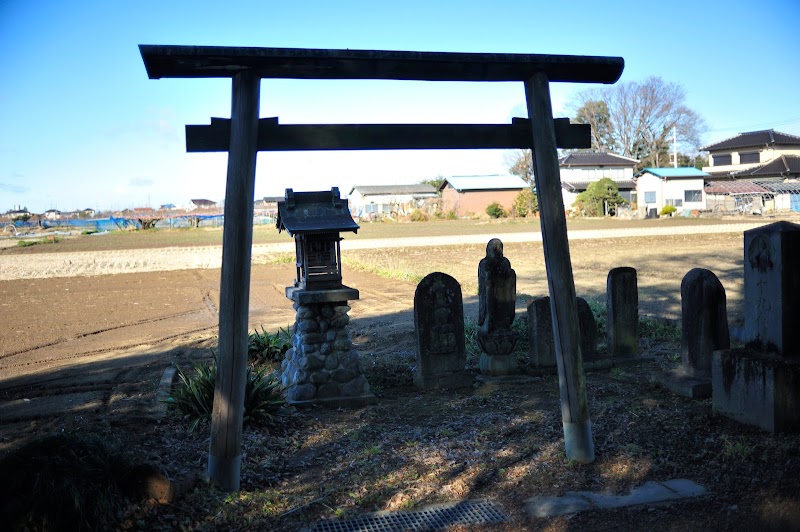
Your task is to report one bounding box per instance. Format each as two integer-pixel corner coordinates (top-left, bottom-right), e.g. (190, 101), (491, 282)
(276, 188), (359, 236)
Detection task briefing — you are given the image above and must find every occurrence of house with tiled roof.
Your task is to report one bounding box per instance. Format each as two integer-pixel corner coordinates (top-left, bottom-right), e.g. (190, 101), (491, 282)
(634, 168), (710, 217)
(439, 175), (527, 217)
(701, 129), (800, 213)
(702, 129), (800, 177)
(559, 152), (639, 208)
(348, 184), (438, 218)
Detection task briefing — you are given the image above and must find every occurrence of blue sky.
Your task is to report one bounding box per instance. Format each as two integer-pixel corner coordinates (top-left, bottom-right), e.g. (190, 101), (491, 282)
(2, 0), (799, 213)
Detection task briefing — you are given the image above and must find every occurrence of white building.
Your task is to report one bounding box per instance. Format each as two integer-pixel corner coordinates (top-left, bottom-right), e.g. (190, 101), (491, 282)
(347, 184), (438, 218)
(559, 152), (639, 208)
(635, 168), (710, 217)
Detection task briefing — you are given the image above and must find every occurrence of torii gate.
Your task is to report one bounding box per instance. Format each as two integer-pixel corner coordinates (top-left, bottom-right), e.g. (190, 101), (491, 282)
(140, 45), (624, 491)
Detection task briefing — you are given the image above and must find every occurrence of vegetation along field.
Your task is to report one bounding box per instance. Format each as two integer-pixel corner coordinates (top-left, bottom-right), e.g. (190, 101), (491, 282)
(1, 216), (798, 531)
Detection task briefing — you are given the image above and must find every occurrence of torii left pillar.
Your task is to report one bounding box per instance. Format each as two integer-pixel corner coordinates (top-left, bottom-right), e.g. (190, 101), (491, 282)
(208, 70), (260, 491)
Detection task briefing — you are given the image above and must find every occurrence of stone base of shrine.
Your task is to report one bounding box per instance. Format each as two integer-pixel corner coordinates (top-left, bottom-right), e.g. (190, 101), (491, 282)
(712, 348), (800, 433)
(280, 300), (375, 409)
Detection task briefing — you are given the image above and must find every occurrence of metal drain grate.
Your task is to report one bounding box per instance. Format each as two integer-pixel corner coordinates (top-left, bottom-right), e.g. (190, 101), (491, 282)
(311, 499), (508, 532)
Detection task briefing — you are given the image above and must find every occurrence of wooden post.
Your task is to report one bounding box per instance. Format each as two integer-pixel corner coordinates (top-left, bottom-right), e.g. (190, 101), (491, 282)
(208, 70), (261, 491)
(524, 71), (595, 463)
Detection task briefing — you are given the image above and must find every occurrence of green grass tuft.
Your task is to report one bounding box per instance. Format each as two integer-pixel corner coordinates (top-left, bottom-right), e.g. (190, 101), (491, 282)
(164, 351), (286, 432)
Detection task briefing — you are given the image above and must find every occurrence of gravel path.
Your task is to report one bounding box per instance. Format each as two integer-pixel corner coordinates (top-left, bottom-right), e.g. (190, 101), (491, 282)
(0, 222), (768, 281)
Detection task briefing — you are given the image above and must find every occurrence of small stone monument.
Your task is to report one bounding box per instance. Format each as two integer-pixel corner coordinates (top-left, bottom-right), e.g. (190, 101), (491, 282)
(655, 268), (730, 398)
(477, 238), (519, 376)
(713, 221), (800, 432)
(527, 296), (599, 369)
(413, 272), (471, 389)
(277, 188), (376, 407)
(606, 267), (639, 358)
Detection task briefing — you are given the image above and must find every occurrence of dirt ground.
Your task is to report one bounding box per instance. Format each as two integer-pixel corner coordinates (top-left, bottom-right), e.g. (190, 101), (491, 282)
(0, 230), (747, 395)
(1, 224), (798, 530)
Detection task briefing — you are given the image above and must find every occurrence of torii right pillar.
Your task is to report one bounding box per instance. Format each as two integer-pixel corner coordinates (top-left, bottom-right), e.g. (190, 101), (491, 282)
(525, 72), (594, 462)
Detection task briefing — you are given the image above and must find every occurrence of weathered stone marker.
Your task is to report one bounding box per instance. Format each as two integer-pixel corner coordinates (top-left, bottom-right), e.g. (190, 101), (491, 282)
(741, 222), (800, 355)
(713, 222), (800, 432)
(681, 268), (730, 378)
(606, 267), (638, 358)
(477, 239), (519, 376)
(528, 296), (598, 368)
(413, 272), (471, 389)
(655, 268), (729, 398)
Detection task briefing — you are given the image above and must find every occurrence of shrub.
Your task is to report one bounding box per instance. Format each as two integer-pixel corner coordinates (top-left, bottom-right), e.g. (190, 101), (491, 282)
(248, 326), (292, 365)
(164, 351), (285, 432)
(513, 188), (538, 217)
(16, 240), (39, 247)
(410, 209), (429, 222)
(485, 202), (506, 219)
(660, 205), (677, 216)
(574, 177), (627, 216)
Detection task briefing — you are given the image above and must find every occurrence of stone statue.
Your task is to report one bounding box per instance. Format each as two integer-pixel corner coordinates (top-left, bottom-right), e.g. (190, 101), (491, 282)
(477, 238), (518, 375)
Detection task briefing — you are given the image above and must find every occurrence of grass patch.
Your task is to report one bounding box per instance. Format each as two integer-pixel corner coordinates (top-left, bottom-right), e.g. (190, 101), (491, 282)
(16, 236), (61, 247)
(361, 353), (414, 393)
(343, 256), (426, 284)
(639, 316), (680, 342)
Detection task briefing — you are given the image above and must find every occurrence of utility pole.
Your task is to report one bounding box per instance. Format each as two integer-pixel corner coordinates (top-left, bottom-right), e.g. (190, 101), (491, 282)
(673, 126), (678, 168)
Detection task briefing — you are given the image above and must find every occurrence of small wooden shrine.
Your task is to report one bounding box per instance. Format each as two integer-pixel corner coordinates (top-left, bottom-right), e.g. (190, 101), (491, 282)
(276, 187), (360, 304)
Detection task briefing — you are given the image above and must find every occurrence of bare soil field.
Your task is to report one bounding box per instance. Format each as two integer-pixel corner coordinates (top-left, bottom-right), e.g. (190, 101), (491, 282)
(1, 219), (798, 531)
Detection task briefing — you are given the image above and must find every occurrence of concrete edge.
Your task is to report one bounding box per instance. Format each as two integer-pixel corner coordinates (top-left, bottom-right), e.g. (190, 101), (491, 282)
(151, 366), (177, 419)
(526, 479), (708, 518)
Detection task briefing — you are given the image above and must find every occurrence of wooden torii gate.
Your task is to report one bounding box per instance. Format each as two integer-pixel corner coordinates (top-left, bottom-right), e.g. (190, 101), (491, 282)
(140, 45), (624, 491)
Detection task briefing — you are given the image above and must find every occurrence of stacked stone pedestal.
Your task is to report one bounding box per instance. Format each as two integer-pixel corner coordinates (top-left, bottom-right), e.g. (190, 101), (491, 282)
(281, 301), (375, 407)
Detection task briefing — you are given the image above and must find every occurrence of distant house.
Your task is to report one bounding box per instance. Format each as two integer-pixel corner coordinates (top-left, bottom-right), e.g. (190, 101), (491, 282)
(439, 175), (527, 217)
(348, 184), (438, 218)
(701, 129), (800, 213)
(254, 196), (282, 214)
(80, 208), (96, 218)
(160, 203), (177, 211)
(702, 129), (800, 178)
(559, 152), (639, 207)
(44, 209), (61, 220)
(634, 168), (710, 217)
(6, 208), (30, 221)
(189, 199), (217, 211)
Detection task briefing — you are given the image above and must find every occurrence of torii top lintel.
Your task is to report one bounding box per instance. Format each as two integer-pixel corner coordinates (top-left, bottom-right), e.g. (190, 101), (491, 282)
(139, 45), (623, 84)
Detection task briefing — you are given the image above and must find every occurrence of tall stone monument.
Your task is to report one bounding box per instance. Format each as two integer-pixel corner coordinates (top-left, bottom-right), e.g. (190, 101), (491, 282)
(477, 239), (519, 376)
(712, 221), (800, 432)
(413, 272), (471, 389)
